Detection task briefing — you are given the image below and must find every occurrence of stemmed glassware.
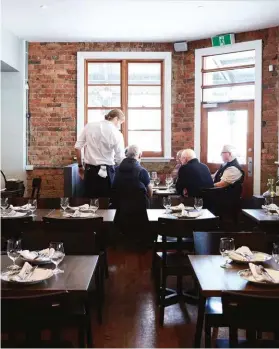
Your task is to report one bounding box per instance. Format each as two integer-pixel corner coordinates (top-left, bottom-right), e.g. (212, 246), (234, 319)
(49, 242), (65, 274)
(194, 198), (203, 212)
(272, 243), (279, 264)
(90, 198), (99, 216)
(154, 177), (160, 187)
(219, 237), (235, 268)
(165, 174), (173, 189)
(60, 197), (69, 216)
(1, 198), (9, 215)
(28, 199), (37, 217)
(7, 239), (21, 270)
(163, 196), (171, 214)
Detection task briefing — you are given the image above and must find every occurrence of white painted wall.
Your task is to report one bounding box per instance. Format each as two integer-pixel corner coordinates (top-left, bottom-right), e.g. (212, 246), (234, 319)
(1, 28), (26, 183)
(1, 26), (21, 71)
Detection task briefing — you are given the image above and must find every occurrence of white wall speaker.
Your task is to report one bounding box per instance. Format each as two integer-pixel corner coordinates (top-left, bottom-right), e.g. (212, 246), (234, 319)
(174, 41), (188, 52)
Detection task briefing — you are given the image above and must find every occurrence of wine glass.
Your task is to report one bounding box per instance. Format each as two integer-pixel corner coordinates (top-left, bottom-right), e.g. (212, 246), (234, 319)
(219, 237), (235, 268)
(165, 175), (173, 189)
(272, 243), (279, 264)
(194, 197), (203, 212)
(28, 199), (37, 217)
(154, 177), (160, 187)
(151, 172), (158, 181)
(49, 242), (65, 274)
(7, 239), (21, 270)
(163, 196), (171, 214)
(60, 197), (69, 216)
(90, 198), (99, 216)
(150, 179), (155, 188)
(1, 197), (9, 215)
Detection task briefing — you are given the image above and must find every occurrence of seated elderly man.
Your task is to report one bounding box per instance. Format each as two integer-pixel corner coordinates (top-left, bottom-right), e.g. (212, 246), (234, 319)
(213, 145), (245, 188)
(171, 149), (183, 182)
(176, 149), (213, 197)
(112, 144), (152, 203)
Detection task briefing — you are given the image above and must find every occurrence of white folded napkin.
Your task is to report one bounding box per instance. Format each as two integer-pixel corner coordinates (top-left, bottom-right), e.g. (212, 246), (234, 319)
(248, 263), (278, 283)
(10, 204), (31, 211)
(229, 246), (253, 261)
(171, 203), (185, 211)
(14, 262), (53, 282)
(19, 248), (53, 260)
(68, 204), (90, 211)
(1, 210), (27, 218)
(64, 210), (94, 218)
(18, 262), (33, 280)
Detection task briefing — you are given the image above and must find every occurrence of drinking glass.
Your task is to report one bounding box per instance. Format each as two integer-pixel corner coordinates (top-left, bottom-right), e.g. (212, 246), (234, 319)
(1, 197), (9, 214)
(163, 196), (171, 214)
(90, 198), (99, 216)
(154, 177), (160, 187)
(150, 180), (155, 188)
(60, 197), (69, 216)
(28, 199), (37, 217)
(7, 239), (21, 270)
(194, 197), (203, 211)
(49, 242), (65, 274)
(151, 172), (158, 180)
(272, 243), (279, 264)
(165, 175), (173, 189)
(219, 237), (235, 268)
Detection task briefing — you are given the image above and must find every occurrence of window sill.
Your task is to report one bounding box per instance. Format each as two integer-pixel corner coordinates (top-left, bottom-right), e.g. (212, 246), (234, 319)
(141, 157), (174, 163)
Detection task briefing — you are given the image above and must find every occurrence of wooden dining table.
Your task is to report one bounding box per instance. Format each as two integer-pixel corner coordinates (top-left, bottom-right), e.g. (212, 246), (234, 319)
(242, 209), (279, 234)
(189, 255), (279, 347)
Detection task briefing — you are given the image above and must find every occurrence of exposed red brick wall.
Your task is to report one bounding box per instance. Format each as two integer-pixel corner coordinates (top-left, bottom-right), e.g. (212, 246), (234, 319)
(28, 27), (279, 197)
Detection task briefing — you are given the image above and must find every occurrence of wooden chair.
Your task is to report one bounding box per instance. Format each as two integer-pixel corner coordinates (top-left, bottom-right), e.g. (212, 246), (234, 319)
(154, 217), (219, 326)
(222, 292), (279, 348)
(193, 231), (268, 347)
(31, 177), (42, 199)
(1, 291), (92, 348)
(41, 217), (105, 323)
(1, 216), (33, 252)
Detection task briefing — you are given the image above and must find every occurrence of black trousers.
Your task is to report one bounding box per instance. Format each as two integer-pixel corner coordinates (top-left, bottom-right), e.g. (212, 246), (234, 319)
(84, 164), (115, 198)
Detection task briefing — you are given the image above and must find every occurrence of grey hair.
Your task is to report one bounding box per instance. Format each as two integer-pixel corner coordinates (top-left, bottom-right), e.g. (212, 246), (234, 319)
(126, 144), (142, 159)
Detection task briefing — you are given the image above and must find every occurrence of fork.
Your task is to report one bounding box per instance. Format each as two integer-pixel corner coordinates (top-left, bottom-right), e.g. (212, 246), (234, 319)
(257, 265), (275, 283)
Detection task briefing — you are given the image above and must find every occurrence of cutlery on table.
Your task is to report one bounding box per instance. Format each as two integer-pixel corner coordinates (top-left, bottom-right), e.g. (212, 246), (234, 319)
(257, 265), (275, 283)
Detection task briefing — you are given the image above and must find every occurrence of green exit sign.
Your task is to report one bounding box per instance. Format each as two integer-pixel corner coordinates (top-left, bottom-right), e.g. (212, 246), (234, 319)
(211, 34), (235, 47)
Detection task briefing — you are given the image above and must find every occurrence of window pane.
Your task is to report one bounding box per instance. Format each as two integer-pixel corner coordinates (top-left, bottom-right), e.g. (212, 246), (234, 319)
(203, 50), (255, 70)
(203, 85), (255, 103)
(88, 63), (120, 84)
(203, 68), (255, 86)
(128, 63), (161, 85)
(128, 109), (161, 130)
(128, 131), (162, 152)
(87, 109), (107, 123)
(128, 86), (161, 107)
(207, 110), (247, 164)
(88, 86), (121, 107)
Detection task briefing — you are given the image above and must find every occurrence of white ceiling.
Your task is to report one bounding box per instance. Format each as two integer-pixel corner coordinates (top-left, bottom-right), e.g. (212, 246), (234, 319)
(2, 0), (279, 42)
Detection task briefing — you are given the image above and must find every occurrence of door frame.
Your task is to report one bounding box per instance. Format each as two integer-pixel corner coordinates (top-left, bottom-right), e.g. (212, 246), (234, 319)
(201, 102), (254, 198)
(194, 40), (262, 195)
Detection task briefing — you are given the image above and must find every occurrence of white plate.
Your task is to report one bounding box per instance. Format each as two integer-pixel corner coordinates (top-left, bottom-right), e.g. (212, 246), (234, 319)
(229, 251), (272, 264)
(1, 269), (54, 285)
(238, 268), (279, 285)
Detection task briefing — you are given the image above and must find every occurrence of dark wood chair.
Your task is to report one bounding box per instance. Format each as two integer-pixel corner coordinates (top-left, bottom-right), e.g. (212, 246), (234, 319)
(1, 216), (33, 252)
(1, 291), (92, 348)
(154, 216), (219, 326)
(40, 217), (105, 323)
(193, 231), (269, 347)
(31, 177), (42, 199)
(222, 292), (279, 348)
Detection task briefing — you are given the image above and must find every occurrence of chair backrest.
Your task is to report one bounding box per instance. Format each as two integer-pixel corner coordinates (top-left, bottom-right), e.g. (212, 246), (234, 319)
(41, 217), (103, 254)
(222, 291), (279, 333)
(193, 231), (268, 255)
(31, 177), (42, 199)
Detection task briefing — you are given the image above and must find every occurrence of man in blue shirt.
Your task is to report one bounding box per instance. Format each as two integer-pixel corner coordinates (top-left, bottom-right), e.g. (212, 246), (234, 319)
(176, 149), (213, 197)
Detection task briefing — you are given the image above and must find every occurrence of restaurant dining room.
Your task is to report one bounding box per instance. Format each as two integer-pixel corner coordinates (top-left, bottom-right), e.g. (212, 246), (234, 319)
(1, 0), (279, 348)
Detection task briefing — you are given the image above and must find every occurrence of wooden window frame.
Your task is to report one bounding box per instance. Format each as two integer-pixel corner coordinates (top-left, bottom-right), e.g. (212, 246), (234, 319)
(84, 59), (164, 158)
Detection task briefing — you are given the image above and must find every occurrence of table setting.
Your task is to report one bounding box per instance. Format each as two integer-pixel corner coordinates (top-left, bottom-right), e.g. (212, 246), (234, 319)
(162, 197), (203, 219)
(1, 198), (37, 218)
(262, 202), (279, 216)
(19, 248), (54, 265)
(60, 197), (100, 218)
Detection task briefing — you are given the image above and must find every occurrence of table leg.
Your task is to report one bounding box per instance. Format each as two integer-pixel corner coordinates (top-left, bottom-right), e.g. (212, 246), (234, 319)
(194, 295), (206, 348)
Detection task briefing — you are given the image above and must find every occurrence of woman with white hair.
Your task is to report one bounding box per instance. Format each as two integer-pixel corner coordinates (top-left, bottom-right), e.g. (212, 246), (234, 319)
(213, 145), (245, 187)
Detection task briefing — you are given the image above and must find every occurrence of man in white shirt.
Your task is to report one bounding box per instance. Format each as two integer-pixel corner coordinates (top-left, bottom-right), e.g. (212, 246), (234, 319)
(213, 144), (244, 188)
(75, 109), (125, 198)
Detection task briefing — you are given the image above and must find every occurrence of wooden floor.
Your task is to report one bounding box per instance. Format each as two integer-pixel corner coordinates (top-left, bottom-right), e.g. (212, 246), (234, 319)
(86, 247), (199, 348)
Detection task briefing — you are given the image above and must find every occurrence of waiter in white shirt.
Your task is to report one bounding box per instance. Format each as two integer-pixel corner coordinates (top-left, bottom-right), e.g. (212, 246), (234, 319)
(75, 109), (125, 198)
